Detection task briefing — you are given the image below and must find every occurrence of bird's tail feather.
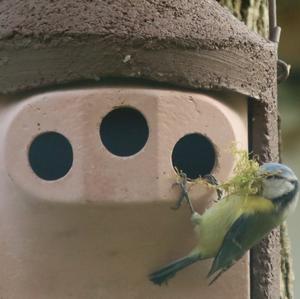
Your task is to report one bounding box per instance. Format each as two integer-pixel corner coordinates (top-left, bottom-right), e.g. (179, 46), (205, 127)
(149, 254), (201, 286)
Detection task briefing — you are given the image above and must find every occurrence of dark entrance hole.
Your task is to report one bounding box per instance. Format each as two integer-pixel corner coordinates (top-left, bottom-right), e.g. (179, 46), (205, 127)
(28, 131), (73, 181)
(100, 107), (149, 157)
(172, 133), (216, 179)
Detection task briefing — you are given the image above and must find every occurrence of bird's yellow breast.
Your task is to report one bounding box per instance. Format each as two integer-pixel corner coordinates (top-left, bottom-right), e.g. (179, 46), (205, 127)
(242, 195), (275, 214)
(192, 194), (275, 257)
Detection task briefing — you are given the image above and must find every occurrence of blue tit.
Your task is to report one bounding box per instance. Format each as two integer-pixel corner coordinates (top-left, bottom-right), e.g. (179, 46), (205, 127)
(149, 163), (299, 285)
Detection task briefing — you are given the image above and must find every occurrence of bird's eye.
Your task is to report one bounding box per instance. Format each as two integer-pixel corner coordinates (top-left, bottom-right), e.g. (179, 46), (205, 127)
(265, 174), (283, 180)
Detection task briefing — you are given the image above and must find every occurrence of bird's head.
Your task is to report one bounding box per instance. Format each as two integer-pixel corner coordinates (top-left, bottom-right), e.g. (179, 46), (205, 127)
(259, 163), (299, 211)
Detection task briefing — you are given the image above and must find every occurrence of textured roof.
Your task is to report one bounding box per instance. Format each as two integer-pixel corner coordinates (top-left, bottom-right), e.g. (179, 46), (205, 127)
(0, 0), (276, 101)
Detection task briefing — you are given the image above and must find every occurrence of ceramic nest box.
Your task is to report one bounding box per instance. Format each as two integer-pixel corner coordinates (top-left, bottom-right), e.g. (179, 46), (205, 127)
(0, 1), (279, 298)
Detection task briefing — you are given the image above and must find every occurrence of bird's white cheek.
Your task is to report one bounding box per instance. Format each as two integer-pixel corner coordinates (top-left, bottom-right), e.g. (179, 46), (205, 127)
(262, 179), (294, 199)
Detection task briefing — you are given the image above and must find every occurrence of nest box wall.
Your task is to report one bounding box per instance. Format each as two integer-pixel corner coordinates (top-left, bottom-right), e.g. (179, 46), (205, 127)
(0, 88), (248, 299)
(0, 1), (279, 299)
(4, 88), (247, 204)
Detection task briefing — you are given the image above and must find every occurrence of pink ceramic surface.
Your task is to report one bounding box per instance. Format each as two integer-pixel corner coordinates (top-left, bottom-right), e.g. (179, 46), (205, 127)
(0, 88), (249, 298)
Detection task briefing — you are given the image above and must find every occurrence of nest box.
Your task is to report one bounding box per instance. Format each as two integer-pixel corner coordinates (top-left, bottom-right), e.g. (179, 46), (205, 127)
(0, 1), (279, 298)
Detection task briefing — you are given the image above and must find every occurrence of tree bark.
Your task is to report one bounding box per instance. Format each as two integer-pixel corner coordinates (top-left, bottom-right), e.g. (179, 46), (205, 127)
(217, 1), (294, 298)
(217, 0), (269, 37)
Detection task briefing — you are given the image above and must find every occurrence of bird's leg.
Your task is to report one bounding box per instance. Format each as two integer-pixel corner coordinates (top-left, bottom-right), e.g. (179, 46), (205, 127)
(171, 172), (195, 214)
(203, 174), (223, 201)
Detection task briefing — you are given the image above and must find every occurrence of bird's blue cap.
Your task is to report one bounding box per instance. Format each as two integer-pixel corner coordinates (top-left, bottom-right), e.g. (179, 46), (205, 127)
(259, 163), (298, 182)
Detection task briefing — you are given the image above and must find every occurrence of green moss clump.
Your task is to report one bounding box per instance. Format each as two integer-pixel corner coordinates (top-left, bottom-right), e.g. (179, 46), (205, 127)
(175, 147), (272, 197)
(217, 148), (263, 196)
(196, 147), (265, 197)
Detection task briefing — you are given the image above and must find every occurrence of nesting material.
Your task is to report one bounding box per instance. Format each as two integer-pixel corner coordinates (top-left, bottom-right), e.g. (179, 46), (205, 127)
(189, 147), (268, 197)
(216, 148), (263, 197)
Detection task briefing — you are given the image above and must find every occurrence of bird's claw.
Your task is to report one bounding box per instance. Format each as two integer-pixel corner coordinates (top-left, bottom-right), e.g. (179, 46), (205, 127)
(171, 172), (195, 214)
(203, 174), (223, 201)
(172, 172), (222, 213)
(170, 196), (184, 210)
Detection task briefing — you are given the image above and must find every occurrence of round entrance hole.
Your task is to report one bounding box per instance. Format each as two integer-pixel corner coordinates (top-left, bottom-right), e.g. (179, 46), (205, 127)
(100, 107), (149, 157)
(28, 131), (73, 181)
(172, 133), (216, 179)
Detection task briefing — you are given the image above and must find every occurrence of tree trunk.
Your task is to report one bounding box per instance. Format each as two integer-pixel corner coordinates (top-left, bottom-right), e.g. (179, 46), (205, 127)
(217, 0), (269, 37)
(218, 1), (294, 298)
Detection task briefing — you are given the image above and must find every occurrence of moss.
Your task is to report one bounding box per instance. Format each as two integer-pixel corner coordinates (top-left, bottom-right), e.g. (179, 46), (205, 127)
(196, 147), (265, 197)
(218, 147), (262, 196)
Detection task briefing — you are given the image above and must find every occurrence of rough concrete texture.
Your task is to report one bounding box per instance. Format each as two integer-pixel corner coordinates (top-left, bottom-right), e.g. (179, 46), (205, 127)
(0, 88), (249, 298)
(0, 0), (280, 298)
(0, 0), (276, 102)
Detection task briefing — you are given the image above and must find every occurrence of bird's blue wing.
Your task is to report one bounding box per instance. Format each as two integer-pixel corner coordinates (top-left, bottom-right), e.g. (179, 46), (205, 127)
(207, 212), (276, 282)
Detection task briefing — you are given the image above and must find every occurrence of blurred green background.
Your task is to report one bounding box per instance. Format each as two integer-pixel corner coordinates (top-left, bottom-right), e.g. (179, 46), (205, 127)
(278, 0), (300, 296)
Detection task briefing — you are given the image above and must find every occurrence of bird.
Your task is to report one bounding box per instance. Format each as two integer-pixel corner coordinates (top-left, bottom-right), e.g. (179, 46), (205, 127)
(149, 163), (299, 285)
